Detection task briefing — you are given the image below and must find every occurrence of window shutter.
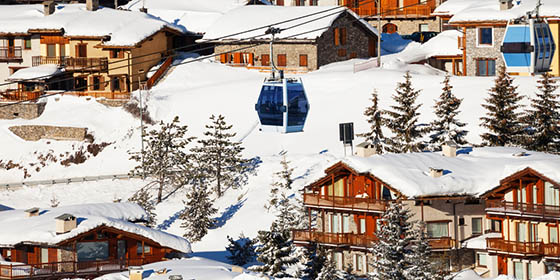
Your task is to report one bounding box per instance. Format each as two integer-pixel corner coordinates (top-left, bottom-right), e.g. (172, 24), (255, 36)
(334, 28), (340, 46)
(261, 54), (270, 66)
(119, 49), (125, 58)
(89, 76), (94, 91)
(248, 53), (254, 65)
(220, 53), (227, 63)
(119, 76), (125, 92)
(299, 54), (308, 67)
(99, 76), (105, 91)
(341, 28), (347, 45)
(233, 53), (241, 64)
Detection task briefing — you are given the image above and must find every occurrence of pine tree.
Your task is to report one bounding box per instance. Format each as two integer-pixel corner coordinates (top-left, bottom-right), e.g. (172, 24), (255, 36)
(250, 229), (298, 277)
(128, 188), (156, 227)
(405, 221), (436, 280)
(301, 242), (327, 280)
(370, 201), (413, 280)
(480, 66), (524, 146)
(179, 177), (217, 242)
(226, 233), (255, 266)
(129, 116), (195, 203)
(272, 193), (299, 233)
(266, 153), (294, 211)
(192, 114), (248, 197)
(384, 72), (427, 153)
(428, 75), (468, 150)
(523, 73), (560, 152)
(317, 258), (343, 280)
(358, 90), (388, 154)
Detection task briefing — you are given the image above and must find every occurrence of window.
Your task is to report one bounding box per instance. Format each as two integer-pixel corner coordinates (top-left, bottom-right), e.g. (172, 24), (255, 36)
(359, 218), (366, 234)
(490, 219), (502, 233)
(76, 43), (87, 58)
(333, 252), (343, 270)
(333, 27), (347, 46)
(514, 262), (523, 279)
(41, 248), (48, 264)
(472, 218), (482, 235)
(528, 263), (532, 279)
(343, 215), (350, 233)
(337, 49), (347, 57)
(75, 76), (88, 91)
(332, 214), (340, 233)
(550, 226), (558, 243)
(478, 27), (493, 46)
(476, 252), (487, 267)
(419, 24), (429, 32)
(545, 182), (560, 206)
(427, 222), (449, 238)
(382, 186), (393, 200)
(299, 54), (308, 67)
(517, 222), (527, 242)
(136, 242), (151, 255)
(92, 76), (102, 91)
(24, 38), (32, 49)
(349, 52), (357, 59)
(355, 254), (364, 272)
(77, 241), (109, 261)
(47, 44), (56, 57)
(294, 0), (305, 6)
(110, 49), (124, 59)
(261, 54), (270, 66)
(476, 59), (496, 76)
(277, 54), (287, 67)
(59, 44), (65, 57)
(459, 218), (465, 226)
(110, 76), (124, 92)
(310, 0), (318, 5)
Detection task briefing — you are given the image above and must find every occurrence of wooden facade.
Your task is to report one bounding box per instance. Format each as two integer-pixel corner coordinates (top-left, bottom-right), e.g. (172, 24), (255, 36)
(0, 225), (179, 279)
(341, 0), (438, 19)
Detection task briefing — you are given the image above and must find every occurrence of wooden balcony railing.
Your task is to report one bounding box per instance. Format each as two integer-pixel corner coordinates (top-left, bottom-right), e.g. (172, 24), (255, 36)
(32, 56), (108, 72)
(292, 230), (378, 248)
(303, 193), (387, 213)
(486, 200), (560, 220)
(0, 89), (41, 102)
(544, 243), (560, 258)
(0, 47), (22, 61)
(147, 56), (173, 89)
(0, 258), (148, 279)
(428, 237), (454, 250)
(487, 237), (544, 256)
(347, 4), (435, 18)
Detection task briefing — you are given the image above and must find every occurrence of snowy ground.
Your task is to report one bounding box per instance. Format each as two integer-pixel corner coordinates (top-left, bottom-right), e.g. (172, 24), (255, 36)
(0, 39), (552, 279)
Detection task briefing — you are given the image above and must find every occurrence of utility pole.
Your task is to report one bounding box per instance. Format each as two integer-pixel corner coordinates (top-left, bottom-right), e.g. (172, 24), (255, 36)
(376, 0), (381, 67)
(138, 74), (146, 179)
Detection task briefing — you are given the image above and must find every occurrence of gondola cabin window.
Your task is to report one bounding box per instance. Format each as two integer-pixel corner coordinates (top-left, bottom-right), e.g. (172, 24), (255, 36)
(477, 27), (493, 46)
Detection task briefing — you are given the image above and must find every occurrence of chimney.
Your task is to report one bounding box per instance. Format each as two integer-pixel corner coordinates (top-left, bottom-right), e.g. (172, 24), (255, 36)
(55, 214), (77, 234)
(499, 0), (513, 10)
(355, 142), (377, 157)
(24, 207), (40, 217)
(442, 140), (458, 158)
(429, 167), (444, 178)
(43, 1), (55, 16)
(86, 0), (99, 11)
(139, 7), (148, 13)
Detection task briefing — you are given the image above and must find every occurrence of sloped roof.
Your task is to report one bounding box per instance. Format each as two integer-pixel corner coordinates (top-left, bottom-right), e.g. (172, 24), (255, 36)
(202, 6), (378, 42)
(304, 147), (560, 198)
(435, 0), (560, 23)
(0, 203), (191, 253)
(7, 65), (64, 82)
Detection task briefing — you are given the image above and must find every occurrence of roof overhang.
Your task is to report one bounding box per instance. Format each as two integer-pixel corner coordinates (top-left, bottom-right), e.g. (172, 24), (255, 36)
(481, 167), (560, 198)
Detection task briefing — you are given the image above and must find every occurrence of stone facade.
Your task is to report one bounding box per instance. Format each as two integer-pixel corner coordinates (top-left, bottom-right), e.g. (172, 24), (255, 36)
(368, 17), (442, 34)
(0, 102), (46, 119)
(9, 125), (87, 141)
(465, 25), (506, 76)
(214, 12), (377, 71)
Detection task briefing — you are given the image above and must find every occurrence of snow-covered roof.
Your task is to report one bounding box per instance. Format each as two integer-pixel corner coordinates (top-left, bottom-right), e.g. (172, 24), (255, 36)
(462, 232), (501, 250)
(0, 203), (191, 253)
(202, 6), (378, 42)
(307, 147), (560, 198)
(7, 65), (64, 82)
(0, 4), (185, 46)
(441, 0), (560, 23)
(396, 30), (462, 63)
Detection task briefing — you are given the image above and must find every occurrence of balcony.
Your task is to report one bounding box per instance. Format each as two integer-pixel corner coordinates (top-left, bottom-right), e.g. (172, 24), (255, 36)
(303, 193), (386, 213)
(0, 89), (41, 102)
(429, 237), (454, 251)
(487, 237), (544, 256)
(347, 4), (435, 18)
(292, 230), (378, 248)
(32, 56), (108, 72)
(486, 200), (560, 221)
(0, 47), (22, 62)
(544, 243), (560, 259)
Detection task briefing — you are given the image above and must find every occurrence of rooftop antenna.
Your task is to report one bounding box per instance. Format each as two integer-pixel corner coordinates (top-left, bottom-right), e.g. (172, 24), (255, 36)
(265, 27), (281, 80)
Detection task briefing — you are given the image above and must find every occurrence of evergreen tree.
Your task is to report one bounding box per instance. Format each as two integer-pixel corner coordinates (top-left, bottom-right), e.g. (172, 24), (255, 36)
(384, 72), (427, 153)
(358, 90), (388, 154)
(250, 229), (298, 277)
(523, 73), (560, 152)
(128, 188), (156, 227)
(369, 201), (413, 280)
(342, 265), (357, 280)
(129, 116), (194, 203)
(225, 233), (255, 266)
(316, 258), (343, 280)
(428, 75), (468, 150)
(192, 114), (248, 197)
(272, 193), (299, 233)
(480, 66), (524, 146)
(301, 242), (327, 280)
(405, 221), (436, 280)
(266, 153), (294, 211)
(179, 176), (217, 242)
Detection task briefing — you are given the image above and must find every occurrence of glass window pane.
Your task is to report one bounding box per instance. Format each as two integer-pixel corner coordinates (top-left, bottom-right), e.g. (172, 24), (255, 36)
(360, 219), (366, 234)
(488, 60), (496, 76)
(528, 263), (532, 279)
(472, 218), (482, 235)
(477, 60), (487, 76)
(59, 44), (65, 57)
(343, 215), (350, 233)
(47, 44), (56, 57)
(480, 28), (493, 45)
(514, 262), (523, 279)
(517, 223), (526, 242)
(287, 84), (308, 127)
(257, 85), (284, 126)
(41, 248), (48, 264)
(550, 227), (558, 243)
(25, 39), (31, 49)
(333, 215), (340, 233)
(477, 252), (487, 267)
(77, 241), (109, 261)
(427, 222), (449, 238)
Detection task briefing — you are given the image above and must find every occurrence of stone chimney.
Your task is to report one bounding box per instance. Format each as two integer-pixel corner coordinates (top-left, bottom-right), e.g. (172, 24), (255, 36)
(43, 1), (55, 16)
(24, 207), (40, 217)
(55, 213), (77, 234)
(442, 140), (458, 158)
(499, 0), (513, 10)
(86, 0), (99, 11)
(429, 167), (444, 178)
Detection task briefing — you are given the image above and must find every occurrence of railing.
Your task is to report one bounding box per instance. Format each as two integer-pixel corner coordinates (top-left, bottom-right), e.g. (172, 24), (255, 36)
(147, 57), (173, 89)
(486, 200), (560, 219)
(544, 243), (560, 257)
(487, 237), (544, 255)
(0, 259), (148, 279)
(303, 193), (387, 212)
(62, 91), (130, 100)
(32, 56), (108, 72)
(0, 89), (41, 102)
(292, 230), (378, 248)
(347, 4), (435, 18)
(0, 47), (22, 61)
(428, 237), (454, 250)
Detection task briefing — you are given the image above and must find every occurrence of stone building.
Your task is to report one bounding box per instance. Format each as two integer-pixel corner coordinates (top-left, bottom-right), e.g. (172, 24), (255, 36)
(292, 146), (560, 278)
(202, 6), (379, 71)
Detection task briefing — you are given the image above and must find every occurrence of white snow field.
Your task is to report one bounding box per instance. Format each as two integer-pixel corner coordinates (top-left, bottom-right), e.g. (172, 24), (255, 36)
(0, 39), (556, 279)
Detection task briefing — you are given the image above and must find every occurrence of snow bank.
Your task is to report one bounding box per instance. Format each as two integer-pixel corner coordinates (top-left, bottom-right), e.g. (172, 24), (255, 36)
(305, 147), (560, 198)
(0, 203), (191, 253)
(0, 4), (184, 46)
(7, 65), (64, 81)
(454, 270), (560, 280)
(202, 6), (377, 41)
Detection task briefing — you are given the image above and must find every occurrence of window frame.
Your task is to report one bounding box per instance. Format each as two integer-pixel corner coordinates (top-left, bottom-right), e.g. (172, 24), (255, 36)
(24, 38), (32, 50)
(426, 221), (451, 238)
(548, 224), (559, 244)
(476, 252), (488, 268)
(136, 241), (153, 255)
(277, 54), (287, 67)
(299, 54), (308, 67)
(477, 27), (494, 47)
(261, 54), (270, 66)
(472, 217), (483, 235)
(476, 58), (496, 76)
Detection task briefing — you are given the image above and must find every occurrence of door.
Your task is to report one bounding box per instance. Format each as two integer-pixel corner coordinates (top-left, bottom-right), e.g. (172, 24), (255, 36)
(7, 38), (14, 57)
(117, 240), (127, 260)
(368, 38), (376, 57)
(497, 255), (507, 275)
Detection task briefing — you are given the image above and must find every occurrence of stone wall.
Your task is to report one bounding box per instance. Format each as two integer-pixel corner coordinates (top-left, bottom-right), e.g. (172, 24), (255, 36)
(465, 25), (506, 76)
(0, 102), (46, 119)
(367, 17), (441, 34)
(9, 125), (87, 141)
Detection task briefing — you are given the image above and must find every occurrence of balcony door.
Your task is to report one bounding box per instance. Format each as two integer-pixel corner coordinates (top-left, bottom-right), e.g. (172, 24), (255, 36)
(7, 38), (14, 57)
(529, 223), (539, 243)
(516, 222), (527, 242)
(497, 255), (507, 275)
(76, 44), (87, 58)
